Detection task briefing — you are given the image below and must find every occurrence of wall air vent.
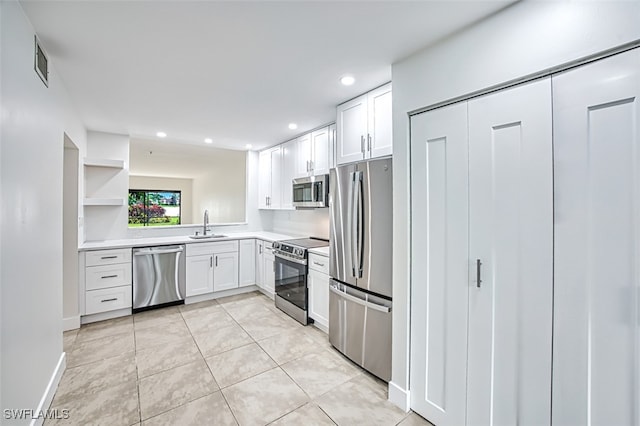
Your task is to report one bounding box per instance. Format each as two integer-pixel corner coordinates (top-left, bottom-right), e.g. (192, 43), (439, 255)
(34, 35), (48, 87)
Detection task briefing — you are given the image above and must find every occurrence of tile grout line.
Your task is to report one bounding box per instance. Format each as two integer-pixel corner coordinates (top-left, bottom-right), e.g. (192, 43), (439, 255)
(183, 301), (242, 426)
(136, 308), (219, 423)
(133, 313), (142, 425)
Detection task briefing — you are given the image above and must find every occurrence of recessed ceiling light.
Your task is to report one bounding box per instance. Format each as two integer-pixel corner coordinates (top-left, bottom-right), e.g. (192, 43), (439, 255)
(288, 123), (298, 130)
(340, 75), (355, 86)
(204, 138), (213, 144)
(156, 131), (167, 138)
(246, 144), (253, 149)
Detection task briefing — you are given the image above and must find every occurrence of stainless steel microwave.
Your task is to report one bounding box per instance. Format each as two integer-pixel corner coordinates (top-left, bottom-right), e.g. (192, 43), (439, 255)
(292, 175), (329, 208)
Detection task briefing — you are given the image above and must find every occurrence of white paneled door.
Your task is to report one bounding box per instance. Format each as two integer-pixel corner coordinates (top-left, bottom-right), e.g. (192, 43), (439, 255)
(467, 78), (553, 426)
(410, 77), (553, 426)
(552, 48), (640, 426)
(410, 102), (469, 426)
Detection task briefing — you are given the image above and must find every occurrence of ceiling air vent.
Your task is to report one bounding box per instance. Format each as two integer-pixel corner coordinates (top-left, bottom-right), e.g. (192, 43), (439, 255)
(34, 35), (48, 87)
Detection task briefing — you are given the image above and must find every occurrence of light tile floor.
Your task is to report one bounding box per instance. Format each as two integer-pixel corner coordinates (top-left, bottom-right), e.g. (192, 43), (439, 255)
(52, 291), (433, 426)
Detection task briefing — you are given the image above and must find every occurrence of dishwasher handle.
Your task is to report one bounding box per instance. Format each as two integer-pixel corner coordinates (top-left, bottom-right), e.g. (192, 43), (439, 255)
(134, 247), (184, 256)
(329, 284), (391, 313)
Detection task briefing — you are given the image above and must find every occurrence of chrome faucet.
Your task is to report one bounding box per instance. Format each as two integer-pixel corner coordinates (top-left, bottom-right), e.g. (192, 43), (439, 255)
(203, 209), (209, 235)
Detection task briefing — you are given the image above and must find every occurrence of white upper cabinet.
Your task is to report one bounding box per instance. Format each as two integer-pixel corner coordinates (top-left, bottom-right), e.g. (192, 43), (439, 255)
(294, 133), (312, 178)
(294, 127), (330, 178)
(259, 124), (333, 210)
(258, 149), (271, 209)
(336, 95), (368, 165)
(310, 127), (330, 175)
(258, 146), (282, 209)
(367, 84), (393, 159)
(281, 140), (297, 210)
(336, 83), (392, 165)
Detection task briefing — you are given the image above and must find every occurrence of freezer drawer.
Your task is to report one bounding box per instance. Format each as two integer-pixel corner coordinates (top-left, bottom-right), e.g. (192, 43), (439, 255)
(328, 279), (392, 381)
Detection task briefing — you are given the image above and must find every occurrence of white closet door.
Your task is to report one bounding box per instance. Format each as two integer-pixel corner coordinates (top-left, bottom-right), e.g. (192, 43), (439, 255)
(467, 78), (553, 426)
(410, 102), (469, 426)
(553, 48), (640, 426)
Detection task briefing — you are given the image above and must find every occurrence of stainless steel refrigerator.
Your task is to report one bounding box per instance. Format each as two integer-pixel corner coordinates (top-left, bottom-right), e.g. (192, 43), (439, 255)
(329, 157), (392, 381)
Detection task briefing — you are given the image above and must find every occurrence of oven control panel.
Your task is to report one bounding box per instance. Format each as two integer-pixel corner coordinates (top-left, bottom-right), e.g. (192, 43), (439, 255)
(272, 242), (305, 260)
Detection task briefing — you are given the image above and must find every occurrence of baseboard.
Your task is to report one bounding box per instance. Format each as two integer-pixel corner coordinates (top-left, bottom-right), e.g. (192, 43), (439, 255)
(62, 315), (80, 331)
(256, 286), (275, 300)
(30, 352), (66, 426)
(185, 285), (259, 304)
(81, 308), (131, 325)
(388, 381), (410, 412)
(311, 321), (328, 334)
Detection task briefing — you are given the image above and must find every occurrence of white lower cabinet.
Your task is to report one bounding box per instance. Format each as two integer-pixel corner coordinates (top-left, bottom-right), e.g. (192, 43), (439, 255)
(85, 285), (132, 315)
(213, 251), (239, 292)
(410, 78), (553, 426)
(256, 240), (265, 289)
(263, 245), (275, 295)
(185, 241), (239, 297)
(239, 239), (256, 287)
(255, 240), (275, 296)
(308, 253), (329, 331)
(84, 248), (132, 315)
(186, 254), (214, 297)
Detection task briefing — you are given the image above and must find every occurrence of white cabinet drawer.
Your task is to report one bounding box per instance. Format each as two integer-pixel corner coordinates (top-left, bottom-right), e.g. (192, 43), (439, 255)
(186, 240), (239, 257)
(309, 253), (329, 275)
(86, 263), (132, 291)
(86, 248), (132, 266)
(85, 285), (132, 315)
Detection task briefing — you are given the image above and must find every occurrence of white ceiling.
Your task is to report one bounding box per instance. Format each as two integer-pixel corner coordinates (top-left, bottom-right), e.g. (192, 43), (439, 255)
(21, 1), (513, 151)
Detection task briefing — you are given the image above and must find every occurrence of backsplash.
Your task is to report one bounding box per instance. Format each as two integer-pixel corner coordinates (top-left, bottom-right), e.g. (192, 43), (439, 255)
(270, 209), (330, 240)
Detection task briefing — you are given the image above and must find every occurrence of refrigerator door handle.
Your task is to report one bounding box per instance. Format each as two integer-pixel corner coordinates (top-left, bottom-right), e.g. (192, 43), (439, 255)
(350, 172), (358, 277)
(357, 171), (364, 278)
(329, 284), (391, 313)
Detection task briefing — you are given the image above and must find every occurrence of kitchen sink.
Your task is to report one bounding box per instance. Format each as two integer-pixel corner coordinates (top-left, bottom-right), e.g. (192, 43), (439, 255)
(188, 234), (227, 239)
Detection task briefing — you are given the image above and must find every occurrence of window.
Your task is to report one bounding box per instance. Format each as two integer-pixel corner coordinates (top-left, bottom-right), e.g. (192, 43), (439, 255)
(128, 190), (181, 227)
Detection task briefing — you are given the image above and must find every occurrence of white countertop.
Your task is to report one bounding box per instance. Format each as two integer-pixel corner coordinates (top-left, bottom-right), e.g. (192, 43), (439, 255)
(79, 231), (297, 251)
(308, 246), (330, 257)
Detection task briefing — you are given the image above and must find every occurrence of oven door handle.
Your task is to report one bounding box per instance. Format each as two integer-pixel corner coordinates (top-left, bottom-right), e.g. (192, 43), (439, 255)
(274, 252), (307, 266)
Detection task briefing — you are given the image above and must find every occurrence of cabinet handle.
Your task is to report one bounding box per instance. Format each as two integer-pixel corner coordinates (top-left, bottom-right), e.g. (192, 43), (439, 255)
(215, 256), (218, 267)
(210, 256), (213, 268)
(101, 298), (118, 303)
(313, 261), (325, 267)
(310, 160), (314, 172)
(367, 134), (372, 152)
(101, 274), (118, 279)
(101, 256), (118, 260)
(476, 259), (482, 288)
(360, 135), (365, 154)
(259, 245), (263, 254)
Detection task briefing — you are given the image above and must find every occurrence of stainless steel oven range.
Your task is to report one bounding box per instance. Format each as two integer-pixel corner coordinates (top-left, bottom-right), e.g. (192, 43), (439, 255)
(272, 237), (329, 325)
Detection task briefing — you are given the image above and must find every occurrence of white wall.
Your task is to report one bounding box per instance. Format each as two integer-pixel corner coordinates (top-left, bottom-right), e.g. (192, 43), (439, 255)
(127, 151), (273, 238)
(63, 141), (80, 330)
(129, 175), (194, 224)
(390, 0), (640, 410)
(1, 0), (87, 421)
(192, 154), (246, 224)
(271, 209), (329, 239)
(84, 131), (129, 241)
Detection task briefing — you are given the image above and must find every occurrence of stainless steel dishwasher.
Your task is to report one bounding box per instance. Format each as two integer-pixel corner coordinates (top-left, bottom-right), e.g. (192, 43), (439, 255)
(132, 245), (186, 312)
